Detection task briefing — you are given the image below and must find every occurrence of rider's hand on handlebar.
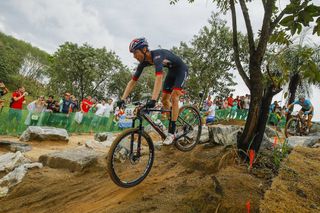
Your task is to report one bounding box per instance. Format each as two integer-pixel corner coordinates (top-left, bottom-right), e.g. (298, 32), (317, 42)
(145, 99), (156, 108)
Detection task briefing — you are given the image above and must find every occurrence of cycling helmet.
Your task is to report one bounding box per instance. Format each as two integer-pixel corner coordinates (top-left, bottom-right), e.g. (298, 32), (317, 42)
(298, 94), (305, 99)
(129, 38), (148, 53)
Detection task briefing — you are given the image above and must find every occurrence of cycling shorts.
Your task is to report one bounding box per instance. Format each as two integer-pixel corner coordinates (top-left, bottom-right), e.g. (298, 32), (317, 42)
(162, 65), (188, 94)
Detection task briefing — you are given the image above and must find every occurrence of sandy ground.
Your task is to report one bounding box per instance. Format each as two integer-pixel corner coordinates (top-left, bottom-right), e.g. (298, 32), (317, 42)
(0, 126), (319, 213)
(260, 147), (320, 213)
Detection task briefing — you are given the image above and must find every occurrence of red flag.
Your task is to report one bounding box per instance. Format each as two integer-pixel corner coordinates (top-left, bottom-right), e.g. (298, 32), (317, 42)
(246, 200), (251, 213)
(273, 137), (278, 147)
(249, 150), (255, 169)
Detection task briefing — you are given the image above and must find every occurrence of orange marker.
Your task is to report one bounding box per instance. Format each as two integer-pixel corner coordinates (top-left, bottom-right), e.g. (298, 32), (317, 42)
(246, 200), (251, 213)
(273, 137), (278, 147)
(249, 150), (255, 169)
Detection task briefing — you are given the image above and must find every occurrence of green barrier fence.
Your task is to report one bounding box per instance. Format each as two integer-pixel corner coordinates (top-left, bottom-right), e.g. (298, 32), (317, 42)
(0, 107), (284, 136)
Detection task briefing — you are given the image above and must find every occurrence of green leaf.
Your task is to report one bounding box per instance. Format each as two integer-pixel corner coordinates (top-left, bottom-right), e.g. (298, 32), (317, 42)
(280, 15), (294, 26)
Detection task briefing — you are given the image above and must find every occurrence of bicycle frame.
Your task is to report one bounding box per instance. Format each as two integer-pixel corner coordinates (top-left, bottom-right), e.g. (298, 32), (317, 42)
(129, 106), (195, 157)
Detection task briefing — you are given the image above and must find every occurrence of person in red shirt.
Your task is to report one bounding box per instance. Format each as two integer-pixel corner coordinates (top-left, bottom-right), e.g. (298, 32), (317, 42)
(80, 96), (93, 132)
(8, 86), (28, 133)
(227, 94), (234, 108)
(80, 96), (93, 113)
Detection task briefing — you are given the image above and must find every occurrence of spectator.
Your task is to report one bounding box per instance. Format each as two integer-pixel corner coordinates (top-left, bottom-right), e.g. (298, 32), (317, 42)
(0, 81), (9, 112)
(8, 86), (27, 124)
(60, 93), (73, 114)
(205, 100), (216, 125)
(178, 96), (184, 108)
(100, 98), (114, 131)
(222, 98), (229, 109)
(91, 99), (108, 131)
(70, 95), (79, 112)
(59, 92), (73, 128)
(203, 95), (212, 111)
(46, 95), (56, 112)
(227, 94), (233, 108)
(25, 96), (46, 126)
(81, 95), (93, 113)
(80, 95), (93, 131)
(243, 94), (250, 110)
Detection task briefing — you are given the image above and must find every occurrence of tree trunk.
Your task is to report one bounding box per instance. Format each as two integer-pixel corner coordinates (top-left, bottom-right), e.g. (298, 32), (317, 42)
(237, 63), (263, 153)
(288, 73), (300, 105)
(251, 85), (274, 152)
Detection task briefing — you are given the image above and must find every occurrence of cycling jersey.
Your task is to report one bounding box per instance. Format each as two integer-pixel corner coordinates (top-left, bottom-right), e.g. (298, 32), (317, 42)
(132, 49), (188, 93)
(293, 99), (312, 110)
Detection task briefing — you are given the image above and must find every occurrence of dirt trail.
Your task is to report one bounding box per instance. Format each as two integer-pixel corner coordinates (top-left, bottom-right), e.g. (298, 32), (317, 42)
(1, 132), (319, 212)
(0, 141), (275, 213)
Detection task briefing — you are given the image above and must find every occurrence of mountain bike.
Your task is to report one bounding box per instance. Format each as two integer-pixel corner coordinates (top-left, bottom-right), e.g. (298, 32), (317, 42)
(107, 102), (202, 188)
(285, 111), (309, 138)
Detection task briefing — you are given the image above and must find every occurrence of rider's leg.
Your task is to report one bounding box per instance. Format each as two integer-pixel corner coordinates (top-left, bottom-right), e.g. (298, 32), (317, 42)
(307, 113), (313, 130)
(161, 91), (171, 120)
(169, 89), (183, 134)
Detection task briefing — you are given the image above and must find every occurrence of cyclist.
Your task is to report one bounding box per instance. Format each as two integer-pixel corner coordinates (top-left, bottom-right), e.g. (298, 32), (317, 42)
(117, 38), (188, 145)
(287, 94), (314, 133)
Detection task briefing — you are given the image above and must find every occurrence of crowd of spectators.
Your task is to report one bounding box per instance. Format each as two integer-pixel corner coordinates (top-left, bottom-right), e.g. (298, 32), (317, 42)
(0, 82), (287, 132)
(0, 83), (117, 133)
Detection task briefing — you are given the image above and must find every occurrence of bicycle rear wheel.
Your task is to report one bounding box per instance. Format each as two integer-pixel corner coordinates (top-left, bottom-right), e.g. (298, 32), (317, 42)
(107, 128), (154, 188)
(175, 105), (202, 151)
(285, 117), (300, 138)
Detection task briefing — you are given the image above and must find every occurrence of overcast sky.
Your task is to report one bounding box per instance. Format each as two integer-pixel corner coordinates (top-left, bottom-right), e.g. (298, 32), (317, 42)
(0, 0), (319, 120)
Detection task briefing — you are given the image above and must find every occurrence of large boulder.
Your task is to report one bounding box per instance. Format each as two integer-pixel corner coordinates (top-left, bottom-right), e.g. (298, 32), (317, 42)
(0, 163), (42, 197)
(20, 126), (69, 142)
(0, 141), (32, 153)
(207, 124), (273, 148)
(310, 122), (320, 134)
(208, 125), (243, 146)
(39, 147), (103, 172)
(0, 152), (31, 173)
(265, 126), (280, 139)
(287, 134), (320, 148)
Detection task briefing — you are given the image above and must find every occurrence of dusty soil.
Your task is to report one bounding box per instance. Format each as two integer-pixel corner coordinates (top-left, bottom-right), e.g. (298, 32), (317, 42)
(0, 137), (276, 213)
(0, 130), (319, 213)
(260, 147), (320, 212)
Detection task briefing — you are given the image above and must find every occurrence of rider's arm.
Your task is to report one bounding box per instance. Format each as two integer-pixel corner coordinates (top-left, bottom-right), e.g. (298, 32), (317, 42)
(151, 74), (163, 100)
(121, 79), (137, 100)
(309, 105), (314, 113)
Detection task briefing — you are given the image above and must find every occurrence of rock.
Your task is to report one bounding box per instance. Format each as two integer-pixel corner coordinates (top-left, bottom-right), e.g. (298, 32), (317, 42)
(208, 125), (243, 146)
(265, 126), (280, 139)
(85, 140), (108, 153)
(310, 122), (320, 134)
(39, 147), (103, 172)
(94, 132), (111, 142)
(287, 135), (320, 148)
(0, 162), (42, 198)
(154, 141), (163, 151)
(0, 152), (31, 173)
(200, 126), (209, 143)
(19, 126), (69, 142)
(0, 141), (32, 153)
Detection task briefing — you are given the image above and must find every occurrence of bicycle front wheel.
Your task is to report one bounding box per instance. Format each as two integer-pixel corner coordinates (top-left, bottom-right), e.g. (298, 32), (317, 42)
(285, 117), (300, 138)
(175, 105), (202, 152)
(107, 128), (154, 188)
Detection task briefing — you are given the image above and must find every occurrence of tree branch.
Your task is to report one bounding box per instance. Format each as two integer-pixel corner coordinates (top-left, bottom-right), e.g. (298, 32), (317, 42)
(270, 9), (286, 33)
(239, 0), (255, 54)
(230, 0), (251, 89)
(256, 0), (274, 62)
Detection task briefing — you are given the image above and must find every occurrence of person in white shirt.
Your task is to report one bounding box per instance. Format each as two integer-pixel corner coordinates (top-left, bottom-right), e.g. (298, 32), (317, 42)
(91, 99), (108, 131)
(206, 101), (216, 125)
(243, 94), (250, 110)
(100, 98), (114, 131)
